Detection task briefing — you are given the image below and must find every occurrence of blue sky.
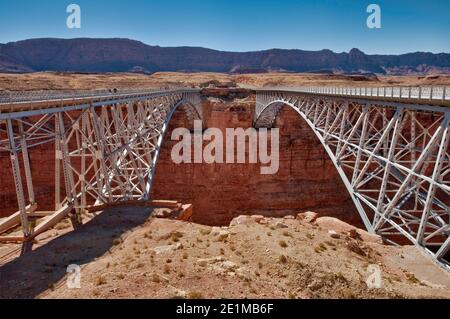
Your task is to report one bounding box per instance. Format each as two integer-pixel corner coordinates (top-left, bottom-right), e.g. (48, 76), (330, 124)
(0, 0), (449, 54)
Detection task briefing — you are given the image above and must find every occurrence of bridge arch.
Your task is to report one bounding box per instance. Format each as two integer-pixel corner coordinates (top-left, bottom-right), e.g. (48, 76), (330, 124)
(254, 91), (450, 270)
(255, 99), (374, 232)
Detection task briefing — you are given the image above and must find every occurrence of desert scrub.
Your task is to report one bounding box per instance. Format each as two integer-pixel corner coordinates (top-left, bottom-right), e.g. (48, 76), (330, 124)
(164, 265), (171, 274)
(116, 273), (125, 280)
(199, 229), (211, 236)
(144, 232), (153, 239)
(171, 231), (184, 242)
(112, 237), (123, 246)
(188, 291), (204, 299)
(279, 255), (288, 264)
(279, 240), (288, 248)
(314, 243), (328, 254)
(182, 252), (189, 260)
(282, 231), (293, 238)
(151, 274), (161, 283)
(95, 275), (107, 286)
(405, 272), (421, 285)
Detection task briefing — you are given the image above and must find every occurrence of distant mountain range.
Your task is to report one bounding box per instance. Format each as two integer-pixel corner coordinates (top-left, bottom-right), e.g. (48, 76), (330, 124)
(1, 38), (450, 75)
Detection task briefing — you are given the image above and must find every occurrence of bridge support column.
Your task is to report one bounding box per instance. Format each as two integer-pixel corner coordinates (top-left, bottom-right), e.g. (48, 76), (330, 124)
(7, 119), (30, 237)
(56, 113), (77, 207)
(18, 121), (35, 206)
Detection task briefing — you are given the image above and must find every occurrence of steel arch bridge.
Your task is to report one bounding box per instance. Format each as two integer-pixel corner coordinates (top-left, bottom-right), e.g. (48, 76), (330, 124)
(255, 87), (450, 270)
(0, 89), (201, 240)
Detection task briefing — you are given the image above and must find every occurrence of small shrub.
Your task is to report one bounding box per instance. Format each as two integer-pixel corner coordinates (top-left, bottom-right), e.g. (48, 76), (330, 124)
(112, 238), (122, 246)
(171, 231), (184, 242)
(151, 274), (161, 283)
(188, 291), (204, 299)
(200, 229), (211, 236)
(279, 240), (288, 248)
(164, 265), (171, 274)
(279, 255), (288, 264)
(116, 273), (125, 280)
(95, 275), (107, 286)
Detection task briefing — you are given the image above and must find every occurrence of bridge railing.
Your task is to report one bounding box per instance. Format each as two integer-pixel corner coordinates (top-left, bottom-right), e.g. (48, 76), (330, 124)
(0, 87), (193, 104)
(298, 86), (450, 101)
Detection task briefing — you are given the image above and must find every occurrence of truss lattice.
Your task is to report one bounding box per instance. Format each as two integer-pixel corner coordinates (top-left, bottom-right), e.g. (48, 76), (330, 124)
(255, 89), (450, 271)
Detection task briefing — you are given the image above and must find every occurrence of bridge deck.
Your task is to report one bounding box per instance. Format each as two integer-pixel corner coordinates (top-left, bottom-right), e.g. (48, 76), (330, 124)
(255, 86), (450, 108)
(0, 88), (200, 119)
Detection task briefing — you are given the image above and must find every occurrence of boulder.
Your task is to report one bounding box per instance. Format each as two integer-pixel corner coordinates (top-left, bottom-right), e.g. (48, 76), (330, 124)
(152, 243), (183, 255)
(230, 216), (253, 227)
(297, 212), (318, 223)
(328, 230), (341, 239)
(315, 217), (382, 244)
(273, 221), (289, 229)
(251, 215), (265, 223)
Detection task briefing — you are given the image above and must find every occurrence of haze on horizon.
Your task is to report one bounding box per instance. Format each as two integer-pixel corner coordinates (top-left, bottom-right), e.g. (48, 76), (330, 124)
(0, 0), (449, 55)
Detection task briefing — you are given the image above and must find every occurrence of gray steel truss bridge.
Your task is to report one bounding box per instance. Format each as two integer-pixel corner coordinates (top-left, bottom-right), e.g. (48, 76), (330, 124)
(0, 88), (201, 241)
(255, 86), (450, 271)
(0, 85), (449, 272)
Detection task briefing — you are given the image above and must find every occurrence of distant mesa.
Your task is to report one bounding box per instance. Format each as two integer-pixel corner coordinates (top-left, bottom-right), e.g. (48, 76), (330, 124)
(0, 38), (450, 75)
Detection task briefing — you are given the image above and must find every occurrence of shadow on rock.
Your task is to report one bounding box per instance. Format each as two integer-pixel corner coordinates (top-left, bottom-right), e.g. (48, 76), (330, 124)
(0, 207), (153, 299)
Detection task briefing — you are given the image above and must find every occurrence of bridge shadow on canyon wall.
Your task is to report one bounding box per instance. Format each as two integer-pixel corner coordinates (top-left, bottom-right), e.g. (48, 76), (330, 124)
(0, 207), (153, 299)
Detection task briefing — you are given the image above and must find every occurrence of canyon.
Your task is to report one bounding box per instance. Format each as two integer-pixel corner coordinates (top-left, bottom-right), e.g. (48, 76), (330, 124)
(151, 90), (359, 227)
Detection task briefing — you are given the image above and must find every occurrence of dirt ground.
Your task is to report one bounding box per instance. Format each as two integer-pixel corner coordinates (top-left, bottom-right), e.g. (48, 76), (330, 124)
(1, 72), (450, 91)
(1, 207), (449, 299)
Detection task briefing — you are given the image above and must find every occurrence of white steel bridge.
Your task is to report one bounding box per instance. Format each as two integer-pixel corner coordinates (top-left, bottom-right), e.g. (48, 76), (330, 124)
(0, 85), (449, 271)
(0, 89), (201, 240)
(255, 86), (450, 271)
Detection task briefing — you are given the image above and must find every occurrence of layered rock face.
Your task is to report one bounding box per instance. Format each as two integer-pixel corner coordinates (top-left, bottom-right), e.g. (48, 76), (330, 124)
(152, 95), (361, 227)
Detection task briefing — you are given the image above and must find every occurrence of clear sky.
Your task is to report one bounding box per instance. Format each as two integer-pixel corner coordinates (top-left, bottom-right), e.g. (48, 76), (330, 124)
(0, 0), (449, 54)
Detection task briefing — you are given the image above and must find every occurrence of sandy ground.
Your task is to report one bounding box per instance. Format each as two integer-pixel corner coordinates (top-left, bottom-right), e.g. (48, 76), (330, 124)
(1, 208), (449, 299)
(0, 72), (450, 91)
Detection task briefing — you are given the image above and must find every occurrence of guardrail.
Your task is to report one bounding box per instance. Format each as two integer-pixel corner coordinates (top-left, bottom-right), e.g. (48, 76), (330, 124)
(0, 87), (195, 104)
(259, 86), (450, 102)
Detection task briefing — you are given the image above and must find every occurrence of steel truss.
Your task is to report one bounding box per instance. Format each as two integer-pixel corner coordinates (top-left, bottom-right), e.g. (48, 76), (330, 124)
(0, 89), (201, 238)
(255, 90), (450, 271)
